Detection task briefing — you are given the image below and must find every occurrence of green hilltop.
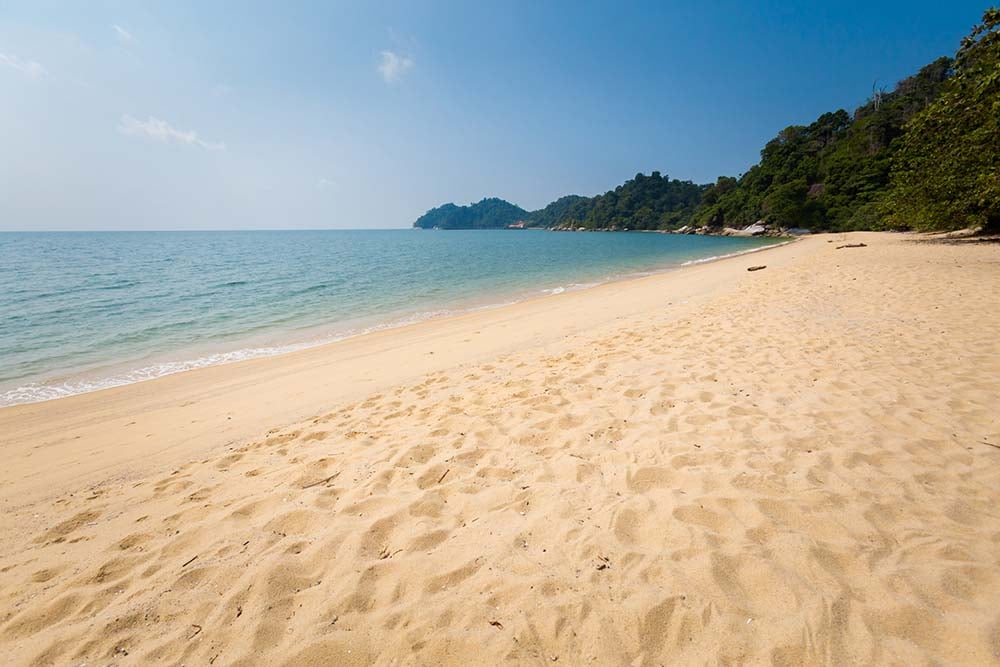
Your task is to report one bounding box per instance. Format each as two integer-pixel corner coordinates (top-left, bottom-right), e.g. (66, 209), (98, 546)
(414, 9), (999, 234)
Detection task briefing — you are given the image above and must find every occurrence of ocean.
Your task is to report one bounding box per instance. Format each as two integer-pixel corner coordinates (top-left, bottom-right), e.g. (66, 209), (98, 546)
(0, 229), (781, 406)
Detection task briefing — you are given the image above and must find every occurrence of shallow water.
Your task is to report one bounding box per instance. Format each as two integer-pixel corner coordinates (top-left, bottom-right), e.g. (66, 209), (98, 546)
(0, 229), (780, 405)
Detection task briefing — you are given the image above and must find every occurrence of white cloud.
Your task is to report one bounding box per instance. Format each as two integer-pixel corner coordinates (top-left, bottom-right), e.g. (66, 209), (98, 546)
(112, 24), (136, 44)
(0, 52), (47, 79)
(118, 115), (225, 151)
(317, 177), (336, 190)
(377, 50), (413, 83)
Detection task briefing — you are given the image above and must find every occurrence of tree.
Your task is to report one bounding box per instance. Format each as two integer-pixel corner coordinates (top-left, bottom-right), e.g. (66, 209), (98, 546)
(882, 9), (1000, 232)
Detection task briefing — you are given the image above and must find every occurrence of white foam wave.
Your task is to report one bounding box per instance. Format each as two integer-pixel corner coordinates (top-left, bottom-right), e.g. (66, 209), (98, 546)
(1, 240), (791, 407)
(680, 239), (792, 266)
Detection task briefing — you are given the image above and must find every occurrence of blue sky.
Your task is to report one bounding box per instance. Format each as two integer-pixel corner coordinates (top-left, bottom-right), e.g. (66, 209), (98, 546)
(0, 1), (988, 230)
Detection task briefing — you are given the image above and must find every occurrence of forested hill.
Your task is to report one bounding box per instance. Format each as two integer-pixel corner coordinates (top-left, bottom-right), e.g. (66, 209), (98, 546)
(412, 198), (529, 230)
(413, 9), (999, 234)
(691, 56), (955, 232)
(531, 173), (703, 230)
(413, 173), (703, 231)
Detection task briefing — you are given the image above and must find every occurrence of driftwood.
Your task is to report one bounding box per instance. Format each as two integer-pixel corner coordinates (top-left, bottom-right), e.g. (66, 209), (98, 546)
(747, 265), (767, 272)
(836, 243), (867, 249)
(181, 555), (198, 568)
(301, 472), (340, 489)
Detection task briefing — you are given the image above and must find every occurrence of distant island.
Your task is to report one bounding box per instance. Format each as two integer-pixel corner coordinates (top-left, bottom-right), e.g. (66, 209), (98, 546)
(414, 9), (998, 235)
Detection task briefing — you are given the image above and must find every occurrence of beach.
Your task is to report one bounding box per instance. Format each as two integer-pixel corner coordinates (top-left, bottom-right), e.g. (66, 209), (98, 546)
(1, 231), (998, 664)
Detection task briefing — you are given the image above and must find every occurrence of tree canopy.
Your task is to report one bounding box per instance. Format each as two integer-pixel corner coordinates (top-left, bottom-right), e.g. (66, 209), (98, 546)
(881, 8), (1000, 232)
(414, 10), (999, 234)
(413, 198), (529, 229)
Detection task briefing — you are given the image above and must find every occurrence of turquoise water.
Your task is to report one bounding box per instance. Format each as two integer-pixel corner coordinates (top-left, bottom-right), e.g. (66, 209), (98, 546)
(0, 230), (781, 406)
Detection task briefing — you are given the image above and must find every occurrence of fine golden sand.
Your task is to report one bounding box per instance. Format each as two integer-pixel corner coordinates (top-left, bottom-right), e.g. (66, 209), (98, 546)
(1, 232), (998, 665)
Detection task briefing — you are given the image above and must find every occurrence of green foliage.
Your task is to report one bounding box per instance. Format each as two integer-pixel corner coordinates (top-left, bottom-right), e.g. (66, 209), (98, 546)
(691, 57), (953, 232)
(414, 11), (998, 234)
(413, 174), (702, 231)
(413, 198), (529, 229)
(882, 9), (1000, 232)
(527, 195), (594, 228)
(565, 172), (703, 231)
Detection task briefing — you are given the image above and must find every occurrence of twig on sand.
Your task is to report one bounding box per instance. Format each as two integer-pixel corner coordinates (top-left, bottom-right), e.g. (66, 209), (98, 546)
(188, 624), (202, 640)
(302, 472), (341, 489)
(489, 620), (504, 629)
(437, 468), (451, 484)
(181, 555), (198, 568)
(836, 243), (867, 249)
(747, 265), (767, 272)
(979, 440), (1000, 450)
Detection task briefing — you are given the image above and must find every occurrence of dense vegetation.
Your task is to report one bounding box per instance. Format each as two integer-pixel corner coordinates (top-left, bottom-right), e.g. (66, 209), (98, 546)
(414, 9), (999, 234)
(413, 198), (528, 229)
(692, 56), (955, 232)
(882, 8), (999, 232)
(529, 173), (702, 230)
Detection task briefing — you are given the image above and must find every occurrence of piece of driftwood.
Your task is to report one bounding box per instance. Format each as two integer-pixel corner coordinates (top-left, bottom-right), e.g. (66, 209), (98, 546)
(836, 243), (867, 249)
(301, 472), (340, 489)
(747, 265), (767, 272)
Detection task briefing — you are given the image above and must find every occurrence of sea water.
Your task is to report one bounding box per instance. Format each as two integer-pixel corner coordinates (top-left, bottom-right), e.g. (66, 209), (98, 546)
(0, 230), (781, 405)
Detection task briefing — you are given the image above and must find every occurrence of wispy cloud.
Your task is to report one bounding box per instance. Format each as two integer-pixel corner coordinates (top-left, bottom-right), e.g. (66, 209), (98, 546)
(118, 115), (225, 151)
(0, 52), (47, 79)
(112, 24), (136, 44)
(317, 177), (336, 190)
(377, 50), (413, 83)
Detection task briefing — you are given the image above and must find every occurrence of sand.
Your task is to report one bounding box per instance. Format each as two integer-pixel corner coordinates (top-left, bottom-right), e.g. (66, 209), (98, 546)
(1, 232), (998, 666)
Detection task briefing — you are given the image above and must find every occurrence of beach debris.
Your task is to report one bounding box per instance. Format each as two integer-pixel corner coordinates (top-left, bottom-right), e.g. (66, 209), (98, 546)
(188, 624), (203, 640)
(330, 615), (339, 625)
(836, 243), (867, 249)
(301, 472), (340, 489)
(747, 265), (767, 272)
(595, 555), (611, 571)
(181, 555), (198, 568)
(489, 619), (504, 629)
(437, 468), (451, 484)
(979, 440), (1000, 450)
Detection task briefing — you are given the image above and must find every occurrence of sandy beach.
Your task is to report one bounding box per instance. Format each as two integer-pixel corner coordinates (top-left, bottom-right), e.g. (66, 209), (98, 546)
(1, 231), (998, 665)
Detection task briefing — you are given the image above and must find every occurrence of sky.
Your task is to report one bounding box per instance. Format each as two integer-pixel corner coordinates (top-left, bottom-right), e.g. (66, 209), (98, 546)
(0, 1), (990, 230)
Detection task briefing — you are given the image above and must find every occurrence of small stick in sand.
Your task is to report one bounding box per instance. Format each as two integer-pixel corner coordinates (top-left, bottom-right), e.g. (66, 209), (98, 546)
(182, 555), (198, 568)
(747, 265), (767, 271)
(302, 472), (340, 489)
(836, 243), (867, 249)
(188, 624), (202, 640)
(437, 468), (450, 484)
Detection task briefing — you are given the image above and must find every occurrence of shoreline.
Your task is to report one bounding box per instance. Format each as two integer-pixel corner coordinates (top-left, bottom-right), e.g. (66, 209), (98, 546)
(2, 230), (999, 665)
(0, 236), (790, 409)
(0, 234), (799, 509)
